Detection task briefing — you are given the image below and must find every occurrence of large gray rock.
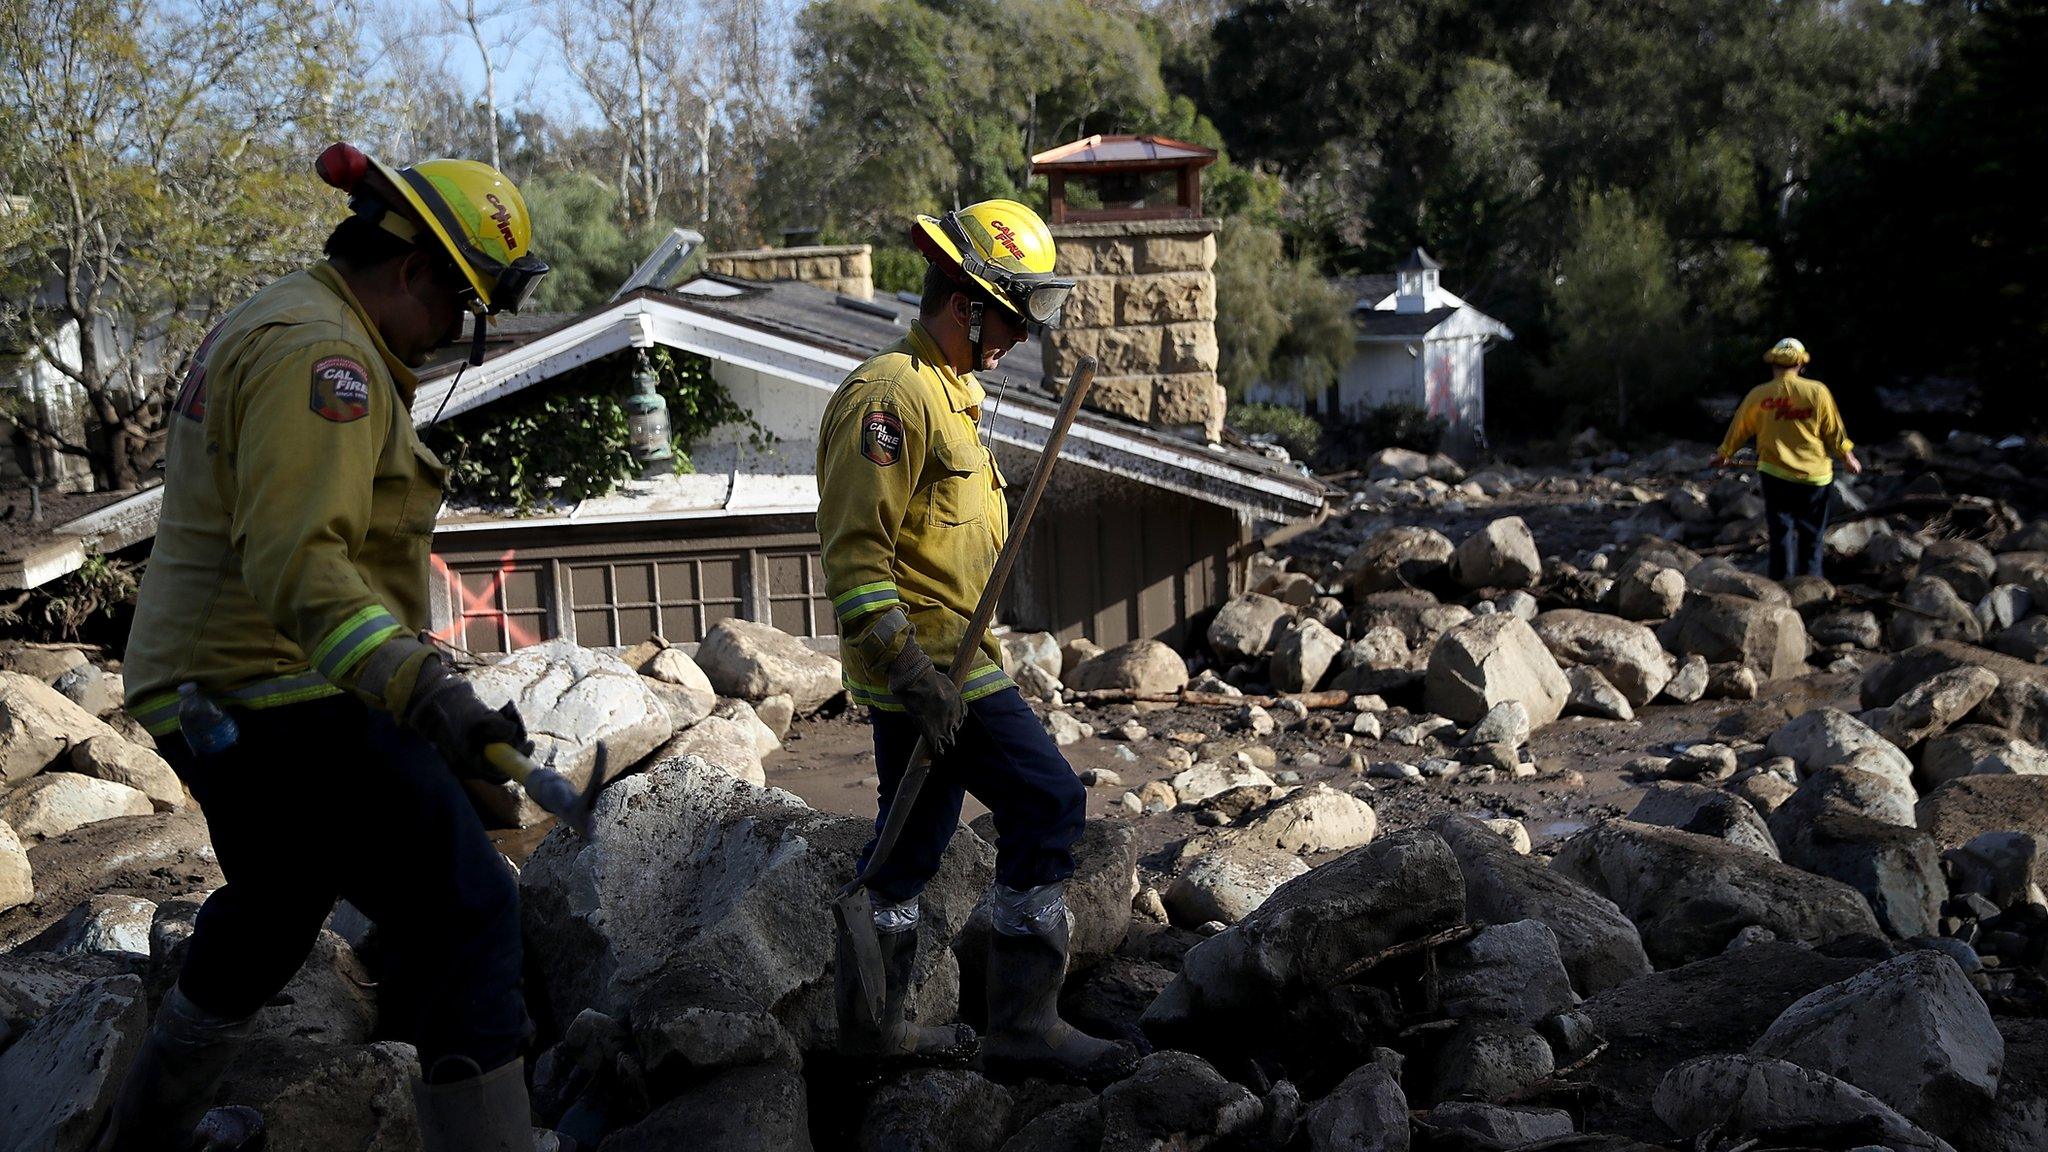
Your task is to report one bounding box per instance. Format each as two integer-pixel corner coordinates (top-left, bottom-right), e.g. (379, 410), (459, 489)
(1243, 783), (1376, 856)
(1611, 563), (1686, 621)
(0, 773), (152, 842)
(651, 713), (767, 786)
(1305, 1062), (1408, 1152)
(1884, 666), (1999, 750)
(1778, 809), (1947, 940)
(1653, 1054), (1955, 1152)
(1066, 639), (1188, 695)
(1437, 919), (1578, 1026)
(1343, 526), (1453, 598)
(0, 670), (122, 784)
(1170, 760), (1275, 805)
(1452, 516), (1541, 589)
(858, 1069), (1012, 1152)
(696, 619), (842, 714)
(25, 893), (156, 959)
(465, 639), (676, 826)
(1165, 839), (1311, 926)
(1434, 815), (1649, 996)
(1143, 832), (1465, 1059)
(1628, 781), (1779, 859)
(1864, 642), (2048, 745)
(1424, 615), (1570, 728)
(602, 1063), (813, 1152)
(1564, 665), (1633, 721)
(1531, 610), (1672, 707)
(520, 756), (992, 1052)
(1432, 1021), (1554, 1103)
(1920, 539), (1999, 603)
(1209, 594), (1294, 663)
(212, 1039), (422, 1152)
(1890, 576), (1985, 650)
(1099, 1050), (1262, 1151)
(1271, 618), (1343, 693)
(66, 737), (182, 811)
(0, 812), (220, 951)
(642, 645), (718, 728)
(0, 820), (30, 914)
(1770, 766), (1918, 842)
(1669, 593), (1810, 680)
(0, 974), (148, 1152)
(1918, 775), (2048, 863)
(1767, 707), (1915, 790)
(1921, 724), (2048, 786)
(1420, 1102), (1573, 1149)
(1751, 950), (2001, 1138)
(1551, 820), (1882, 967)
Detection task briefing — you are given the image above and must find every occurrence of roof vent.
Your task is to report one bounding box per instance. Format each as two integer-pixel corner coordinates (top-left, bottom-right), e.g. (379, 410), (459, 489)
(612, 228), (707, 301)
(836, 294), (899, 322)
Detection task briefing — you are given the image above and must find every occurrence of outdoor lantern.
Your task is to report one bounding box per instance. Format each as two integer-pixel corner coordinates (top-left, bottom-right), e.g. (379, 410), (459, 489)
(625, 348), (674, 478)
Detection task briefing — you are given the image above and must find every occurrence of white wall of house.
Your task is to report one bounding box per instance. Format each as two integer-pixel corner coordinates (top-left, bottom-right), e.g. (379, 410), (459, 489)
(1339, 344), (1418, 418)
(0, 317), (94, 491)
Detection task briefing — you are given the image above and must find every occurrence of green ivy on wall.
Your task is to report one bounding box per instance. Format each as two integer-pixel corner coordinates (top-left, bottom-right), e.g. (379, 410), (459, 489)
(421, 347), (768, 512)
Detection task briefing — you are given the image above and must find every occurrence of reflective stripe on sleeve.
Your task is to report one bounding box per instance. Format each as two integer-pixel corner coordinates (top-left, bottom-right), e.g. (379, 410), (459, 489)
(309, 605), (405, 680)
(832, 581), (903, 625)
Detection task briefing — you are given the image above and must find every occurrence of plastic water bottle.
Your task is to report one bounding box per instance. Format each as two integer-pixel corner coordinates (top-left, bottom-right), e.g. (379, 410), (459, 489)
(177, 682), (240, 756)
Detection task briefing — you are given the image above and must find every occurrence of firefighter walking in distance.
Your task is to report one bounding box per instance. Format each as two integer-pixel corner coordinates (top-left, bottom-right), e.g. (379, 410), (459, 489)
(817, 198), (1140, 1085)
(1711, 337), (1862, 581)
(104, 143), (556, 1151)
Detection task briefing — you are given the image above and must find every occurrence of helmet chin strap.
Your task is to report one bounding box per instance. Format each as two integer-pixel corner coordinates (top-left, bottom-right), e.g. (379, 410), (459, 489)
(967, 299), (984, 371)
(469, 309), (487, 367)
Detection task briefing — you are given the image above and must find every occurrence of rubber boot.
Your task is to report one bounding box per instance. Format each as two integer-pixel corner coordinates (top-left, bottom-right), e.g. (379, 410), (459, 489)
(981, 912), (1140, 1086)
(95, 984), (257, 1152)
(835, 920), (977, 1061)
(414, 1056), (543, 1152)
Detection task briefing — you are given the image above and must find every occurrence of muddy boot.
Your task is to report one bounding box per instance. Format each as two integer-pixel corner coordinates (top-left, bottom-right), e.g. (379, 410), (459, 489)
(835, 911), (977, 1062)
(981, 885), (1140, 1087)
(415, 1056), (557, 1152)
(95, 984), (257, 1152)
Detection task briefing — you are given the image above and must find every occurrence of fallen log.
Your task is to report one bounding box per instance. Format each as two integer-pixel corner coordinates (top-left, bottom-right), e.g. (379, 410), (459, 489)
(1060, 688), (1354, 710)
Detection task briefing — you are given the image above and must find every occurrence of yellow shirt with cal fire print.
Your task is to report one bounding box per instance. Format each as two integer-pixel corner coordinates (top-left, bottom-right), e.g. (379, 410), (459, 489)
(816, 322), (1013, 710)
(1716, 373), (1855, 486)
(124, 263), (445, 736)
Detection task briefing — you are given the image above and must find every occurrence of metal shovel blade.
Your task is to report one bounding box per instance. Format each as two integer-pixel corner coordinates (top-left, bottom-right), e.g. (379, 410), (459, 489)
(833, 886), (887, 1027)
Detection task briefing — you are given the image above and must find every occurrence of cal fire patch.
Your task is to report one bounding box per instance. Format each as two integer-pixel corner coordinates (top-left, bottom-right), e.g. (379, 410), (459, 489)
(309, 356), (372, 423)
(862, 411), (904, 466)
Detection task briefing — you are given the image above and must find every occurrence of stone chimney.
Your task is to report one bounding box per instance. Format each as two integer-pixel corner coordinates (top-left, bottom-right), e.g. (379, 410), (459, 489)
(703, 243), (874, 300)
(1042, 220), (1222, 442)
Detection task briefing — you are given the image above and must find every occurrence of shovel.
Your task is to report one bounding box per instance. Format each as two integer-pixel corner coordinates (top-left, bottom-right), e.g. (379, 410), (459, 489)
(834, 357), (1099, 1025)
(486, 740), (607, 838)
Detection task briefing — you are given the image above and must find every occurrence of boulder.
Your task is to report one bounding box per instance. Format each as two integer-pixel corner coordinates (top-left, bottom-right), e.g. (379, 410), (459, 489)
(1768, 707), (1915, 790)
(465, 640), (676, 826)
(1420, 1103), (1573, 1150)
(0, 772), (151, 841)
(1000, 632), (1062, 681)
(1169, 760), (1275, 806)
(1305, 1062), (1408, 1152)
(1343, 526), (1454, 598)
(1770, 766), (1918, 841)
(695, 619), (842, 714)
(1434, 815), (1649, 996)
(1066, 639), (1188, 695)
(1688, 561), (1791, 605)
(1367, 446), (1433, 481)
(1669, 593), (1810, 680)
(624, 961), (802, 1092)
(1531, 610), (1673, 707)
(1564, 666), (1633, 721)
(0, 974), (148, 1151)
(1661, 654), (1709, 704)
(1653, 1054), (1954, 1152)
(519, 756), (992, 1051)
(1098, 1051), (1262, 1151)
(0, 812), (220, 951)
(1884, 666), (1999, 750)
(1890, 576), (1984, 650)
(1751, 950), (2001, 1138)
(858, 1069), (1012, 1152)
(1946, 830), (2044, 907)
(1208, 594), (1293, 663)
(1628, 782), (1779, 859)
(1920, 539), (1999, 603)
(0, 820), (28, 913)
(1706, 661), (1760, 700)
(1424, 615), (1570, 728)
(66, 737), (183, 811)
(1611, 563), (1687, 621)
(651, 713), (768, 786)
(0, 645), (88, 682)
(1551, 820), (1882, 966)
(211, 1039), (422, 1152)
(0, 671), (122, 784)
(1813, 608), (1884, 650)
(1452, 516), (1541, 589)
(1921, 725), (2048, 786)
(1864, 642), (2048, 745)
(998, 1100), (1101, 1152)
(643, 646), (718, 727)
(1271, 619), (1343, 693)
(1918, 774), (2048, 857)
(1990, 616), (2048, 663)
(1778, 809), (1947, 940)
(601, 1064), (813, 1152)
(24, 893), (156, 959)
(1165, 840), (1311, 926)
(1432, 1021), (1554, 1103)
(1243, 783), (1376, 856)
(1437, 919), (1578, 1026)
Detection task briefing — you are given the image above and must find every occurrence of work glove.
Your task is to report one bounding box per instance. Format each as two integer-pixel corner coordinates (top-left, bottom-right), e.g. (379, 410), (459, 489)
(403, 655), (532, 777)
(887, 639), (966, 756)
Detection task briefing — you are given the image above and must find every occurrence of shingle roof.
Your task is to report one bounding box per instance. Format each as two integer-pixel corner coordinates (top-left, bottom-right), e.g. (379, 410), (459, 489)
(1354, 307), (1459, 339)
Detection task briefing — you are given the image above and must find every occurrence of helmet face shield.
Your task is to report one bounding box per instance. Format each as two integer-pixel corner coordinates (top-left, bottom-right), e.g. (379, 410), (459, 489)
(396, 166), (549, 313)
(939, 210), (1074, 328)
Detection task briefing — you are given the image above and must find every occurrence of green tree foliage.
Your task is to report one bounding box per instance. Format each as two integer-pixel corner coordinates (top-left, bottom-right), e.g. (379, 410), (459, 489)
(1226, 402), (1320, 462)
(1213, 217), (1350, 400)
(521, 173), (656, 311)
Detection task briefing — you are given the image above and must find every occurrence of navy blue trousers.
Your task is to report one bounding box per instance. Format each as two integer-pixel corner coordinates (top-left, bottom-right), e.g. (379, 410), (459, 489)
(1761, 473), (1833, 581)
(163, 694), (526, 1073)
(857, 687), (1085, 904)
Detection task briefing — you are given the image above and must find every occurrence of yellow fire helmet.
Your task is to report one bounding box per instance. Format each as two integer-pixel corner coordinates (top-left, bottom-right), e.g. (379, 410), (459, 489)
(1764, 337), (1811, 368)
(911, 199), (1074, 328)
(317, 142), (548, 315)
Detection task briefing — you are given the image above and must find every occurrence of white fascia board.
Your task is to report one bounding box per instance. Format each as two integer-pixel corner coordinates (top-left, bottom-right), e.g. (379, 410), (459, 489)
(434, 501), (820, 535)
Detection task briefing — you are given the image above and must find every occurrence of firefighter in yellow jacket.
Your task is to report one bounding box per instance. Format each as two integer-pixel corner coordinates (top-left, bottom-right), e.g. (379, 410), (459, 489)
(104, 144), (552, 1152)
(1711, 337), (1862, 580)
(818, 199), (1138, 1085)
